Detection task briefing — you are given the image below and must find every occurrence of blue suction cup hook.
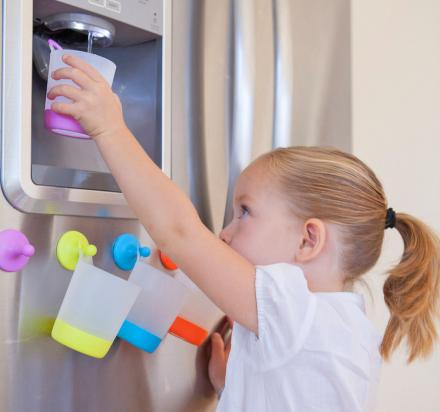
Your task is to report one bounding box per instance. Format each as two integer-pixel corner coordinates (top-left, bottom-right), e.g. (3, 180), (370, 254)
(112, 233), (151, 271)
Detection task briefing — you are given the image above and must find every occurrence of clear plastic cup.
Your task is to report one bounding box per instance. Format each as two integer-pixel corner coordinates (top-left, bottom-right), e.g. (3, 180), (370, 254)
(51, 259), (140, 358)
(168, 271), (214, 346)
(118, 261), (189, 353)
(44, 40), (116, 139)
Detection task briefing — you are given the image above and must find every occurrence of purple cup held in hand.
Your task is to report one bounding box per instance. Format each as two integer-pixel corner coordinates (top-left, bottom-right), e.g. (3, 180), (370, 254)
(44, 39), (116, 139)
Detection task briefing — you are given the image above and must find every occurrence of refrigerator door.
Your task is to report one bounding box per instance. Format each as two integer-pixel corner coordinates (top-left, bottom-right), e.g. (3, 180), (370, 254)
(0, 0), (351, 411)
(171, 0), (351, 234)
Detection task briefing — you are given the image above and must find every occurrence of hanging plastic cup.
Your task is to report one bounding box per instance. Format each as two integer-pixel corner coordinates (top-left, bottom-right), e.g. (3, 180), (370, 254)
(44, 39), (116, 139)
(118, 261), (189, 353)
(168, 272), (213, 346)
(155, 252), (210, 345)
(51, 259), (140, 358)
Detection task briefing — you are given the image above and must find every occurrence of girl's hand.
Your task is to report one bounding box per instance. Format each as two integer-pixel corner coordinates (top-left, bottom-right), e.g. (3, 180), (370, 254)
(47, 54), (126, 140)
(208, 317), (233, 396)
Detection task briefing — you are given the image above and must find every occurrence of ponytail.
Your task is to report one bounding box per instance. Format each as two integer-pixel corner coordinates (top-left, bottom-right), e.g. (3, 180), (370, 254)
(381, 212), (440, 362)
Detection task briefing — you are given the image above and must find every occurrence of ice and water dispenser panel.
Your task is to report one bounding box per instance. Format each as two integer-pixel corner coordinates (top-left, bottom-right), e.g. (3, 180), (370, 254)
(1, 0), (166, 217)
(32, 1), (162, 192)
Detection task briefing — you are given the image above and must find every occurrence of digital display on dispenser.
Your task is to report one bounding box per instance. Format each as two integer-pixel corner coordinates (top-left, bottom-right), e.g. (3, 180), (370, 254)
(31, 4), (162, 193)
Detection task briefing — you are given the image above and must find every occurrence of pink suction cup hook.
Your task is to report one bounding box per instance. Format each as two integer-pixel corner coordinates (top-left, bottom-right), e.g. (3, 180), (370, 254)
(48, 39), (63, 51)
(0, 229), (35, 272)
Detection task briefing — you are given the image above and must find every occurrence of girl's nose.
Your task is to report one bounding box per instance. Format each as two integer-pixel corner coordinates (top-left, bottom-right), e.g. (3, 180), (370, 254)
(219, 224), (232, 244)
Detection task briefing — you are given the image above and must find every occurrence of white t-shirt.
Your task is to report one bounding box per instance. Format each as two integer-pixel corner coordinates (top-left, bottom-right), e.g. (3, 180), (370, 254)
(216, 263), (382, 412)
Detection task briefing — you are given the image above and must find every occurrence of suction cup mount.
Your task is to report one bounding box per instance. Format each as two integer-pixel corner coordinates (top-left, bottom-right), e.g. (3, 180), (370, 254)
(56, 230), (97, 271)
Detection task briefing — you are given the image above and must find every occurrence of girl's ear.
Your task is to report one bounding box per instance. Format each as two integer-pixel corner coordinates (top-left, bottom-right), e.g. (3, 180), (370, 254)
(295, 218), (326, 262)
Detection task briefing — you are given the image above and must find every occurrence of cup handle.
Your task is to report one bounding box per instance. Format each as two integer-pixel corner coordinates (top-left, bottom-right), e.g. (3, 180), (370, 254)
(48, 39), (63, 52)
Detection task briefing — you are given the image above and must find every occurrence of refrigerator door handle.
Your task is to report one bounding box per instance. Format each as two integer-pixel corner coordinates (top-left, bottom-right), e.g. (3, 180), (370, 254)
(223, 0), (256, 228)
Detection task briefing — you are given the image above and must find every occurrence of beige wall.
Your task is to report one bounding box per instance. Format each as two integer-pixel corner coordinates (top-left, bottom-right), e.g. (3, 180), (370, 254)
(351, 1), (440, 411)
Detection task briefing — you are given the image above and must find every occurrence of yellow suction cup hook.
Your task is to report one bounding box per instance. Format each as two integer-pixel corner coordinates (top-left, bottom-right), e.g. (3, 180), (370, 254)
(56, 230), (97, 271)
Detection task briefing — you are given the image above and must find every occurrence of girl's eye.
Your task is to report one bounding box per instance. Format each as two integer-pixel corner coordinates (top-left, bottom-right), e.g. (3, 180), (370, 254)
(238, 205), (249, 219)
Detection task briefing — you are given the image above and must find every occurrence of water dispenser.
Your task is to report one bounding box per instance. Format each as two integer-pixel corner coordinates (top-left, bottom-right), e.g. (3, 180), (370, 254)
(1, 0), (167, 218)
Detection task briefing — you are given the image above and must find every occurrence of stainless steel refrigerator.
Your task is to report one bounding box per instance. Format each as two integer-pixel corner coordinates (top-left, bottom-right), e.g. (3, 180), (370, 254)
(0, 0), (351, 410)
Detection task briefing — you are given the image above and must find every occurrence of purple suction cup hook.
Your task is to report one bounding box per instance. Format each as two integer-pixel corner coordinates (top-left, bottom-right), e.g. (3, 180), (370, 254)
(0, 229), (35, 272)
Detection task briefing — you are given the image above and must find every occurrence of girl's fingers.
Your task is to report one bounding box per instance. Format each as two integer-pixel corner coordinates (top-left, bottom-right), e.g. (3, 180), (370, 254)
(211, 315), (233, 359)
(51, 102), (79, 119)
(224, 332), (232, 355)
(62, 54), (105, 83)
(217, 315), (232, 336)
(47, 84), (82, 102)
(211, 333), (226, 361)
(218, 318), (230, 336)
(222, 316), (233, 358)
(52, 67), (93, 89)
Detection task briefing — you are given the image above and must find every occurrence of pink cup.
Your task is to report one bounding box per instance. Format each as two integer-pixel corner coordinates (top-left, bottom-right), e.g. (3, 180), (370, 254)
(44, 40), (116, 139)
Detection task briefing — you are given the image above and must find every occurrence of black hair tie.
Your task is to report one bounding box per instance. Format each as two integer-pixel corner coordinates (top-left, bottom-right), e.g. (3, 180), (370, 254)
(385, 207), (396, 229)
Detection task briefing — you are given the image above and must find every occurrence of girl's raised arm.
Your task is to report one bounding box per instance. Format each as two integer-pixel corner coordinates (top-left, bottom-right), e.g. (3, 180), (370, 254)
(48, 54), (258, 333)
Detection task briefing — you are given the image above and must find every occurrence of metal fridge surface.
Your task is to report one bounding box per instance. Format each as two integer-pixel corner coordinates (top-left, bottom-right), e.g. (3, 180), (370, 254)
(0, 0), (351, 411)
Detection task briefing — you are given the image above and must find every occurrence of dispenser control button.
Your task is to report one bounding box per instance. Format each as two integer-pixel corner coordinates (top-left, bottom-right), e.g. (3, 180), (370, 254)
(89, 0), (105, 7)
(106, 0), (121, 13)
(158, 250), (178, 270)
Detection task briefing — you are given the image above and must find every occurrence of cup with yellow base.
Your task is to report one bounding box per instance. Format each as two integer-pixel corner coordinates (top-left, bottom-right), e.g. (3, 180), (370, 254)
(51, 259), (140, 358)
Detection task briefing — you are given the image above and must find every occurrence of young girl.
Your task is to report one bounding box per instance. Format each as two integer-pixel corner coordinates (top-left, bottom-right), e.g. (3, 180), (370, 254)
(48, 55), (440, 411)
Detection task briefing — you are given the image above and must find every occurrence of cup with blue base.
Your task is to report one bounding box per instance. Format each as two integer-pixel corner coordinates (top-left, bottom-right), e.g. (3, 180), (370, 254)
(118, 260), (189, 353)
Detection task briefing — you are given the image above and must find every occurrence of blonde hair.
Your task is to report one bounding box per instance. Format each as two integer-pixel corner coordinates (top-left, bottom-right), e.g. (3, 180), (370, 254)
(255, 146), (440, 362)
